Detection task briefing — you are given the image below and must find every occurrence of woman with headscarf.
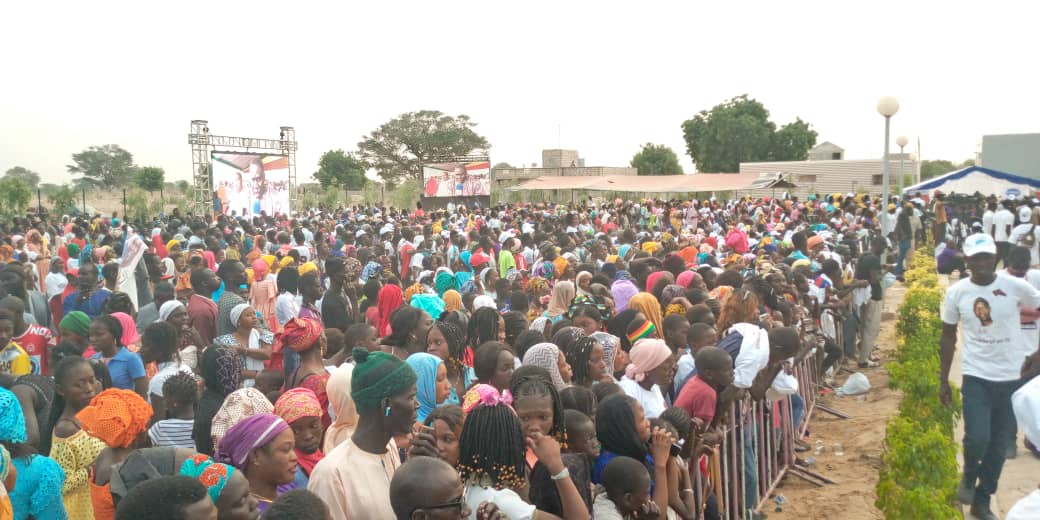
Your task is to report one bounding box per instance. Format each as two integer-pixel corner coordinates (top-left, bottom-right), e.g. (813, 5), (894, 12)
(610, 278), (639, 313)
(210, 387), (274, 451)
(426, 320), (471, 403)
(575, 271), (593, 298)
(322, 363), (358, 453)
(250, 257), (278, 331)
(50, 357), (109, 520)
(544, 280), (575, 324)
(214, 304), (273, 389)
(2, 387), (67, 520)
(159, 300), (201, 370)
(281, 317), (330, 428)
(376, 283), (403, 338)
(193, 343), (241, 456)
(442, 289), (463, 314)
(521, 343), (572, 391)
(216, 413), (297, 514)
(406, 353), (451, 425)
(434, 270), (457, 298)
(177, 453), (259, 519)
(618, 339), (674, 420)
(81, 389), (152, 520)
(274, 388), (324, 489)
(628, 292), (664, 338)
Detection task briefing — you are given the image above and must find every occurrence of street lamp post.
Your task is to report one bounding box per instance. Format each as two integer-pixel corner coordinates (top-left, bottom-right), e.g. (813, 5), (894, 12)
(896, 135), (909, 196)
(877, 96), (900, 264)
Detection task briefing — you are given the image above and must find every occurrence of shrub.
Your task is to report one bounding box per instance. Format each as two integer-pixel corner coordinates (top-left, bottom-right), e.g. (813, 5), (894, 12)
(876, 242), (962, 519)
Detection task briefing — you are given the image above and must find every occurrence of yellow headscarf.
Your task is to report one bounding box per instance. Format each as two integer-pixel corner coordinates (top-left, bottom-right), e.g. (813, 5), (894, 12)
(298, 262), (318, 275)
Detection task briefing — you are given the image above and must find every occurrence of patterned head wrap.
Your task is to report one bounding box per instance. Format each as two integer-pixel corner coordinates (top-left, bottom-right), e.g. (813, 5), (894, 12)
(708, 285), (734, 304)
(202, 344), (240, 396)
(350, 348), (418, 416)
(344, 258), (363, 286)
(76, 388), (153, 448)
(590, 331), (620, 375)
(179, 454), (235, 504)
(274, 388), (322, 425)
(216, 413), (289, 471)
(0, 387), (27, 443)
(281, 317), (323, 352)
(525, 276), (550, 296)
(625, 338), (672, 383)
(403, 283), (425, 303)
(461, 384), (513, 415)
(210, 388), (274, 448)
(522, 343), (568, 390)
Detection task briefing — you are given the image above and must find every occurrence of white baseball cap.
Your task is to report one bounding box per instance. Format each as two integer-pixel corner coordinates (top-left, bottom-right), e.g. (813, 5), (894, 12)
(1019, 206), (1033, 223)
(963, 233), (997, 257)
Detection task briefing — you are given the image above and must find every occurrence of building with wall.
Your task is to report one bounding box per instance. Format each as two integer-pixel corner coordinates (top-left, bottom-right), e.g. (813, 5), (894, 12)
(979, 133), (1040, 179)
(808, 141), (845, 161)
(493, 149), (636, 190)
(740, 157), (917, 198)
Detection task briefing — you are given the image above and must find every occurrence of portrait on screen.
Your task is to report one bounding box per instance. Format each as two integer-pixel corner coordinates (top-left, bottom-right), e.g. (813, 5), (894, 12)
(211, 152), (290, 218)
(422, 161), (491, 198)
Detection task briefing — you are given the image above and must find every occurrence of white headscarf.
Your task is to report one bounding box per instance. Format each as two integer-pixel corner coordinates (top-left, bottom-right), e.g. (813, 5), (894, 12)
(159, 300), (185, 322)
(229, 303), (251, 328)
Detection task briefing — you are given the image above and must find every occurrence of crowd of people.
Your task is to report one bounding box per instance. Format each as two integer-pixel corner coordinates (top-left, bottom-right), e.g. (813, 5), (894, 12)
(0, 189), (1031, 520)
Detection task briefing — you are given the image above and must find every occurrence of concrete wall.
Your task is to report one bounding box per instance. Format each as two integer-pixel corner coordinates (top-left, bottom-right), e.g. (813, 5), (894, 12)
(740, 158), (917, 198)
(980, 133), (1040, 179)
(493, 166), (638, 188)
(541, 149), (581, 168)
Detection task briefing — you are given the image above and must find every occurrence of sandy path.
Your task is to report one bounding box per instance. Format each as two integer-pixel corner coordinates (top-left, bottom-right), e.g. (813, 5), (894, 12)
(768, 284), (906, 520)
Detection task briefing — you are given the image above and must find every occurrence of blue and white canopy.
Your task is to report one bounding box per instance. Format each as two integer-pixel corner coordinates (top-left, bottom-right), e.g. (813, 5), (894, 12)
(903, 166), (1040, 198)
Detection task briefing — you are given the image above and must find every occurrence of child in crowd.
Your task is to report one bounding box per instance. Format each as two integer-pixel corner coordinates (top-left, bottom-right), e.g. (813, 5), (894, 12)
(593, 455), (659, 520)
(148, 371), (198, 449)
(344, 323), (379, 356)
(255, 369), (285, 404)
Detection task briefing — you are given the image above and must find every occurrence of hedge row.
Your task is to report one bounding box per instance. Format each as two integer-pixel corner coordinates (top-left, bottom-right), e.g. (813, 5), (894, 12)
(876, 245), (963, 519)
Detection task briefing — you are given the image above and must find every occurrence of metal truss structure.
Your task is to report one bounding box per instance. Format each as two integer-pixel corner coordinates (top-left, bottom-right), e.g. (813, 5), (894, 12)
(188, 120), (298, 216)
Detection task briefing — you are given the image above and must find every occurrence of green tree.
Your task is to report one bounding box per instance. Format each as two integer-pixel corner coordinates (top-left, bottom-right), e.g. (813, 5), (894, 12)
(47, 184), (77, 213)
(357, 110), (490, 185)
(681, 95), (817, 172)
(919, 160), (958, 181)
(492, 162), (514, 170)
(0, 177), (32, 215)
(175, 180), (191, 192)
(630, 143), (684, 175)
(313, 150), (368, 191)
(134, 166), (165, 192)
(67, 144), (135, 188)
(3, 166), (41, 188)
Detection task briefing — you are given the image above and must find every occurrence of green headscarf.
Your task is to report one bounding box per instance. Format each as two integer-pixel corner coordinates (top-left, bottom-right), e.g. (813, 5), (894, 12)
(60, 311), (91, 337)
(350, 348), (417, 416)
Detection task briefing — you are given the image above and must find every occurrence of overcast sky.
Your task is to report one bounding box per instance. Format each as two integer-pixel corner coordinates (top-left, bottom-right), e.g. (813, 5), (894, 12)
(2, 1), (1036, 185)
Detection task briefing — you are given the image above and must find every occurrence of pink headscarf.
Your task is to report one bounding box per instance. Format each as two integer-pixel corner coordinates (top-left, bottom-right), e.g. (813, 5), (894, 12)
(677, 271), (696, 289)
(624, 339), (671, 383)
(110, 312), (140, 346)
(646, 271), (667, 293)
(203, 251), (217, 271)
(252, 258), (269, 280)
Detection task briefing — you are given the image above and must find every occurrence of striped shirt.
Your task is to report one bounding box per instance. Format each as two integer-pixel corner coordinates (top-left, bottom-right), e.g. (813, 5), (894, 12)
(148, 419), (196, 449)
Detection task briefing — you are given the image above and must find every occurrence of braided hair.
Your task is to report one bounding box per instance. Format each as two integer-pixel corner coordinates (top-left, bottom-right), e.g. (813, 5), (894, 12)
(509, 366), (566, 446)
(468, 307), (502, 349)
(458, 402), (527, 491)
(564, 336), (599, 386)
(428, 321), (467, 379)
(551, 326), (586, 354)
(41, 355), (92, 455)
(596, 394), (648, 466)
(560, 386), (596, 420)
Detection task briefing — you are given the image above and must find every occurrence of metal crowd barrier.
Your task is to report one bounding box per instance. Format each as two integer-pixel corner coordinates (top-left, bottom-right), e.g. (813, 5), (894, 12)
(688, 352), (837, 519)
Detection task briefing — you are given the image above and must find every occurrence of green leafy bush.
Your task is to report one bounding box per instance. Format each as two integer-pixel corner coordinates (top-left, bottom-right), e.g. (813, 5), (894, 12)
(876, 243), (962, 519)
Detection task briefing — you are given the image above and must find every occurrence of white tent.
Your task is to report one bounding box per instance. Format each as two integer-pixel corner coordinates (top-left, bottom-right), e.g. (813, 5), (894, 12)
(903, 166), (1040, 198)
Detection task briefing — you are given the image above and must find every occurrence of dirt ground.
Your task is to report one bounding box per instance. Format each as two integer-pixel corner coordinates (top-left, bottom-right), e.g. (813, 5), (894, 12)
(768, 284), (907, 520)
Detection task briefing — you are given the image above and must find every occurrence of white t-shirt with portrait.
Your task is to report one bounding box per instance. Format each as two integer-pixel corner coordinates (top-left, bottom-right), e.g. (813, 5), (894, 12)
(941, 273), (1040, 381)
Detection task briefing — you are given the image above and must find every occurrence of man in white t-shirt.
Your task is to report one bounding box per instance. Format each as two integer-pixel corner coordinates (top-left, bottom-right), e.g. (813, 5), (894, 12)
(1009, 205), (1040, 266)
(941, 233), (1040, 520)
(993, 200), (1016, 267)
